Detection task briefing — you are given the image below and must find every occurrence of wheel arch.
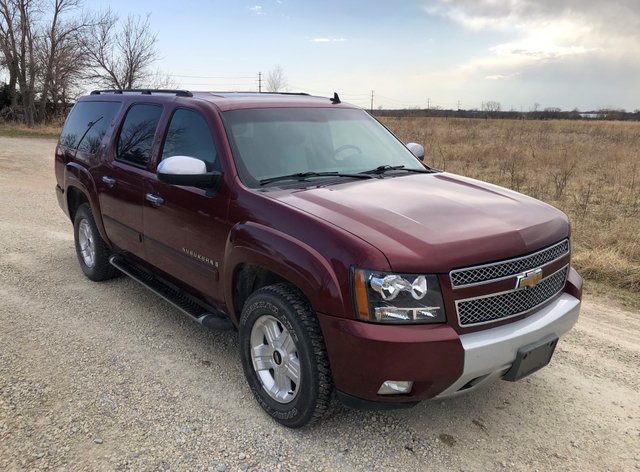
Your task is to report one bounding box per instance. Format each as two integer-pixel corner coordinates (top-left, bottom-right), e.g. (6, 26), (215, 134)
(224, 222), (346, 325)
(64, 162), (110, 244)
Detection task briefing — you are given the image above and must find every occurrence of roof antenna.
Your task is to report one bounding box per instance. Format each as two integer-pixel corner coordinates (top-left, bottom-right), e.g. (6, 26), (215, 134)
(330, 92), (341, 104)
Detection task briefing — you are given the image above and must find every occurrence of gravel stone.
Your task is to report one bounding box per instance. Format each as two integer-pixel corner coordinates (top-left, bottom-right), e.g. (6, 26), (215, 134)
(0, 136), (638, 472)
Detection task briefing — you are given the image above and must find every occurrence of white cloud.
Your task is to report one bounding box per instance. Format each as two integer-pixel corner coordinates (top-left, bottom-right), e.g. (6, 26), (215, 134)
(248, 6), (265, 15)
(490, 42), (599, 59)
(311, 38), (346, 42)
(421, 0), (637, 85)
(485, 72), (520, 80)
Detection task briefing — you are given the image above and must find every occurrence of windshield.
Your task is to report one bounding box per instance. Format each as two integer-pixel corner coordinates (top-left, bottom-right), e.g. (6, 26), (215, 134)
(222, 107), (426, 188)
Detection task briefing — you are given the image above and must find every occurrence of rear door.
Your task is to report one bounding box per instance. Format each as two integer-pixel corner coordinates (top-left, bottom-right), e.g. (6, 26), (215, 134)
(98, 103), (163, 259)
(143, 107), (231, 305)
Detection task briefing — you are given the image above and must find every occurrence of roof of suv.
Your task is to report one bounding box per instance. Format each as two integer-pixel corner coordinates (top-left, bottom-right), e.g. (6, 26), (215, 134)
(88, 89), (358, 112)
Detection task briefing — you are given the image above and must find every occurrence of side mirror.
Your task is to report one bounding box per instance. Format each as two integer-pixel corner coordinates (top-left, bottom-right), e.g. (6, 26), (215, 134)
(406, 143), (425, 161)
(157, 155), (222, 190)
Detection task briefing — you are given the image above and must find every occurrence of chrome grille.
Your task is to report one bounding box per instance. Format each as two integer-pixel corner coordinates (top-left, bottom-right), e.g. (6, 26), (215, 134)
(456, 266), (569, 326)
(450, 239), (569, 288)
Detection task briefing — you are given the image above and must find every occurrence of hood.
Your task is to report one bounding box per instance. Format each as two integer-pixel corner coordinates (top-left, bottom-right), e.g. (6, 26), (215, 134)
(271, 173), (569, 273)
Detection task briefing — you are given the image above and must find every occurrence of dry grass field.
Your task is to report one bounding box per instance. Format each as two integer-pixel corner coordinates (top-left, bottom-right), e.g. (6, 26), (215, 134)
(382, 117), (640, 303)
(0, 122), (62, 139)
(2, 117), (638, 303)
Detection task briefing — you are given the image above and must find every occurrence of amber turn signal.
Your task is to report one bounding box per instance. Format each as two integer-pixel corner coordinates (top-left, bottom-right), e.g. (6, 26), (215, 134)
(353, 268), (371, 320)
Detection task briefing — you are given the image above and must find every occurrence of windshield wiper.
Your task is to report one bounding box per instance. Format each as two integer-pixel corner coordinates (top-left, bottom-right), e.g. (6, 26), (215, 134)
(360, 165), (434, 175)
(260, 171), (374, 186)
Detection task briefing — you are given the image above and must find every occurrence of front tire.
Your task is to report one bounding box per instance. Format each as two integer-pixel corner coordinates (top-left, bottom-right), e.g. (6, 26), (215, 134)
(73, 203), (118, 281)
(239, 283), (333, 428)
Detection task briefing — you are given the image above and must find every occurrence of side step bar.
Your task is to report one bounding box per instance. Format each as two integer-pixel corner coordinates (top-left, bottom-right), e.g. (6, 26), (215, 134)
(109, 255), (234, 330)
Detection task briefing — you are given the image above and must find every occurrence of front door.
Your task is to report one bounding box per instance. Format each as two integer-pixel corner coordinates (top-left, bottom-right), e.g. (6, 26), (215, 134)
(143, 108), (230, 305)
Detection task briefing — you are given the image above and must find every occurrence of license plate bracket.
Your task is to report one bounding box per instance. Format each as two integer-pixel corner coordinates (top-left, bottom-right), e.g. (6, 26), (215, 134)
(502, 334), (559, 382)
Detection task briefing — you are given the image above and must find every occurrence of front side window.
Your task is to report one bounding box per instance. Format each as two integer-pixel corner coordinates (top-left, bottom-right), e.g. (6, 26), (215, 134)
(59, 101), (121, 153)
(161, 108), (218, 168)
(116, 104), (163, 167)
(223, 108), (425, 188)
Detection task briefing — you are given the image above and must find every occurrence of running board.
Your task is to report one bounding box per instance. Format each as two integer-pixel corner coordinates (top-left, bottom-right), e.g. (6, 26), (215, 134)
(109, 255), (233, 330)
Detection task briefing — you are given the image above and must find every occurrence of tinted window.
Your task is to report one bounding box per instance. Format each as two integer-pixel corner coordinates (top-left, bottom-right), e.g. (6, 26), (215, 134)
(161, 109), (218, 167)
(116, 104), (163, 167)
(59, 101), (121, 153)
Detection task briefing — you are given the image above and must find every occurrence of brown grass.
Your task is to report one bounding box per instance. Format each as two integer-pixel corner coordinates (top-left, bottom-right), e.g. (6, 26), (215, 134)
(382, 117), (640, 302)
(0, 122), (62, 139)
(3, 118), (638, 302)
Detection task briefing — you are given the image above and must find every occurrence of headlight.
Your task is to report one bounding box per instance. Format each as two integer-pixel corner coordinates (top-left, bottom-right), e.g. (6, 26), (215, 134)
(352, 268), (446, 324)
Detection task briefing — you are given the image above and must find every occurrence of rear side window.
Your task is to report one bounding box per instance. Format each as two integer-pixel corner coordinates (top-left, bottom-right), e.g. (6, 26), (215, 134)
(59, 101), (121, 153)
(161, 108), (218, 167)
(116, 104), (163, 168)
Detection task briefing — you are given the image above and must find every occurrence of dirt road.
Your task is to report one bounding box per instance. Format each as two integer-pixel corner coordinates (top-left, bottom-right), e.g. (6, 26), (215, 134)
(1, 136), (638, 471)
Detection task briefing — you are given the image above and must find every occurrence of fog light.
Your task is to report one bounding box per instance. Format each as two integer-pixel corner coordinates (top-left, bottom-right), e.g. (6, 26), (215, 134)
(377, 380), (414, 395)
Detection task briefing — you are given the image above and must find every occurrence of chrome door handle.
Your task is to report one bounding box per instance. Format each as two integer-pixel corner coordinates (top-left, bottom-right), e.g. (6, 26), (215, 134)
(102, 176), (116, 187)
(145, 193), (164, 206)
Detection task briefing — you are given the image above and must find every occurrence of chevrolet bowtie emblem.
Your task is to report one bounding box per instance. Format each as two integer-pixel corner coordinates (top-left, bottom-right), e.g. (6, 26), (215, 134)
(516, 268), (543, 289)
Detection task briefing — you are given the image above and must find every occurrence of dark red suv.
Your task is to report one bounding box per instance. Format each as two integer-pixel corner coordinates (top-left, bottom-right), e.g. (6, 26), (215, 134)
(55, 90), (582, 427)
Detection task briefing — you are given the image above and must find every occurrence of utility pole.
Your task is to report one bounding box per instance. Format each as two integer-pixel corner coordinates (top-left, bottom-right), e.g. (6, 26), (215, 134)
(457, 100), (460, 111)
(427, 98), (430, 110)
(370, 90), (374, 113)
(258, 72), (262, 93)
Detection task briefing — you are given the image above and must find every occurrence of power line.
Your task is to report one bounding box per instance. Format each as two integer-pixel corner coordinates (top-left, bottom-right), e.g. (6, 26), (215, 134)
(173, 75), (255, 79)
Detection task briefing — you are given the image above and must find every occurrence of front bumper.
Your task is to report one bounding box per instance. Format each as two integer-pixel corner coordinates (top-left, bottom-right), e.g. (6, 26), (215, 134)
(318, 292), (581, 406)
(436, 292), (580, 397)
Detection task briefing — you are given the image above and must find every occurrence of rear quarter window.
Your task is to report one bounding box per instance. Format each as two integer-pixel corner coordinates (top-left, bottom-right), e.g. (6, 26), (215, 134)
(59, 101), (122, 153)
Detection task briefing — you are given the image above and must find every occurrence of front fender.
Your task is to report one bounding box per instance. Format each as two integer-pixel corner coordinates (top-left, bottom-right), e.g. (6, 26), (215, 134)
(224, 222), (345, 323)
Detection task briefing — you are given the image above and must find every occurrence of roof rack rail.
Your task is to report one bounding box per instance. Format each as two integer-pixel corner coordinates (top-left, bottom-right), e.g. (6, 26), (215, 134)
(90, 89), (193, 97)
(257, 91), (311, 96)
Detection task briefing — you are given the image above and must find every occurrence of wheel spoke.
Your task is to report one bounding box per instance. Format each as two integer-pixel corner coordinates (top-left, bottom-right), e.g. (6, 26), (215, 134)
(279, 330), (296, 354)
(273, 371), (291, 396)
(260, 319), (280, 345)
(252, 344), (273, 371)
(286, 356), (300, 384)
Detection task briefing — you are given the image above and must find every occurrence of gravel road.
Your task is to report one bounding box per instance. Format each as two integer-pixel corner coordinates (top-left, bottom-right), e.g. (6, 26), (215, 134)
(1, 136), (638, 472)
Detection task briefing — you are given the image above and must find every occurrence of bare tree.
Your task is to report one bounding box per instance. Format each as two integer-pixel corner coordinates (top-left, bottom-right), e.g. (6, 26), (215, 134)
(1, 3), (174, 124)
(265, 65), (288, 92)
(484, 100), (501, 114)
(36, 0), (95, 122)
(0, 0), (40, 125)
(82, 11), (172, 90)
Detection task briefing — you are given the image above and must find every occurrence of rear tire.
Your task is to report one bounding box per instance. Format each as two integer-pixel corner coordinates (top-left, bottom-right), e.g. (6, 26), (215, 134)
(73, 203), (118, 281)
(239, 283), (333, 428)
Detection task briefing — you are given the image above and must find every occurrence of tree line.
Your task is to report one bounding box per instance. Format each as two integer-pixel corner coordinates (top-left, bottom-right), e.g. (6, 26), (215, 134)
(0, 0), (168, 125)
(374, 106), (640, 122)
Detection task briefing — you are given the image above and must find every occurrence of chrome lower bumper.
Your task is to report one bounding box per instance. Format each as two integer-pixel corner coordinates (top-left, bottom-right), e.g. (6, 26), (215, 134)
(436, 293), (581, 397)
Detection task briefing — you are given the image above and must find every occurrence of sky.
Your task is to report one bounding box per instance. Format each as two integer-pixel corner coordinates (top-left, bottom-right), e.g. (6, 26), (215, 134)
(79, 0), (640, 111)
